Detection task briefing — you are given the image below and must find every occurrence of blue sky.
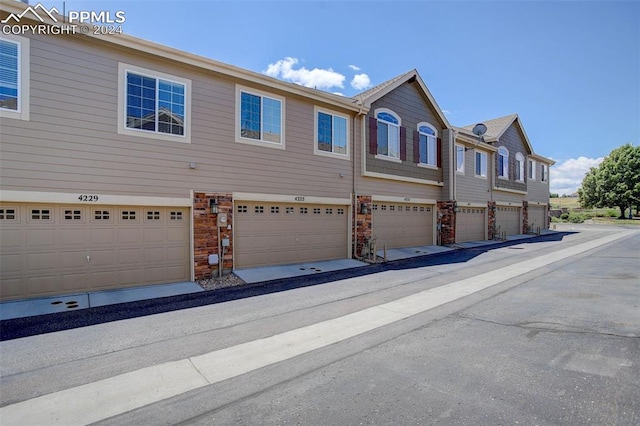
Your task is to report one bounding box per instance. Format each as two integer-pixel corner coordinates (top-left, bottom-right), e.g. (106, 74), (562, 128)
(41, 0), (640, 194)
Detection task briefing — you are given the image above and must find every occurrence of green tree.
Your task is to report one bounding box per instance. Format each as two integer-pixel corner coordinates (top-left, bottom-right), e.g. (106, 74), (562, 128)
(578, 144), (640, 218)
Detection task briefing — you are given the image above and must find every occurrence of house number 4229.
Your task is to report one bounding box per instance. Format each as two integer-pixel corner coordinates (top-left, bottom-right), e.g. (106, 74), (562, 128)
(78, 195), (99, 202)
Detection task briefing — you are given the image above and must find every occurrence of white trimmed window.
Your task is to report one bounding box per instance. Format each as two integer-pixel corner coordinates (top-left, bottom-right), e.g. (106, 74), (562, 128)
(118, 63), (191, 143)
(0, 35), (29, 121)
(456, 144), (465, 173)
(417, 122), (437, 167)
(541, 164), (548, 182)
(315, 107), (348, 158)
(498, 147), (509, 178)
(475, 151), (487, 177)
(237, 85), (284, 148)
(528, 159), (536, 180)
(376, 109), (400, 159)
(515, 152), (525, 181)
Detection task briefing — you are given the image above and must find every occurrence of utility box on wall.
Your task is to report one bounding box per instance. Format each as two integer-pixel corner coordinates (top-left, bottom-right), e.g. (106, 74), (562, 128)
(217, 213), (228, 227)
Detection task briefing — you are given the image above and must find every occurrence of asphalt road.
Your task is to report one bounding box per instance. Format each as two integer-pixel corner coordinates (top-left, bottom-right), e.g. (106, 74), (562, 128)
(1, 225), (638, 425)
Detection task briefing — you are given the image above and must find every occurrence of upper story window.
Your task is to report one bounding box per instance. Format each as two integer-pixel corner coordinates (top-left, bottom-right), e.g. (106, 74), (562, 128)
(456, 144), (465, 173)
(528, 159), (536, 180)
(417, 123), (437, 167)
(541, 164), (548, 182)
(237, 86), (284, 148)
(498, 147), (509, 178)
(475, 151), (488, 177)
(515, 153), (525, 181)
(118, 63), (191, 143)
(376, 109), (400, 159)
(315, 108), (348, 158)
(0, 35), (29, 121)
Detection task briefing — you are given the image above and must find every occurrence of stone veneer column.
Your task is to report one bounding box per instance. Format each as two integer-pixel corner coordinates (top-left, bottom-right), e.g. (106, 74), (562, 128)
(487, 201), (497, 240)
(354, 195), (372, 258)
(437, 201), (456, 245)
(522, 200), (529, 234)
(193, 192), (233, 280)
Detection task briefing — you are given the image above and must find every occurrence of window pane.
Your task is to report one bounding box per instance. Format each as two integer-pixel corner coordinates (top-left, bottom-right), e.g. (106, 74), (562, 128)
(419, 125), (435, 135)
(240, 92), (261, 140)
(317, 112), (332, 152)
(388, 124), (399, 158)
(262, 97), (281, 143)
(377, 111), (398, 125)
(0, 40), (19, 111)
(419, 134), (427, 164)
(126, 72), (157, 131)
(377, 122), (389, 156)
(333, 116), (347, 154)
(427, 135), (436, 166)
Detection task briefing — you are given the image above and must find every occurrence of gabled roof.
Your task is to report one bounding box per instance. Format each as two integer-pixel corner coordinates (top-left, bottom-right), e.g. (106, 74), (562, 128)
(457, 113), (554, 165)
(354, 69), (451, 129)
(458, 113), (533, 153)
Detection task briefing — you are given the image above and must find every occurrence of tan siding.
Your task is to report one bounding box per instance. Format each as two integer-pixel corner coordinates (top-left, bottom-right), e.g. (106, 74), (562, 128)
(1, 33), (355, 201)
(494, 124), (528, 192)
(455, 147), (492, 203)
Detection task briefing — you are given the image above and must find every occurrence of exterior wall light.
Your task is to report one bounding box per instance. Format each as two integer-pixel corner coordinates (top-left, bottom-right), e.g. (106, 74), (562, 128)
(209, 198), (218, 214)
(360, 203), (368, 215)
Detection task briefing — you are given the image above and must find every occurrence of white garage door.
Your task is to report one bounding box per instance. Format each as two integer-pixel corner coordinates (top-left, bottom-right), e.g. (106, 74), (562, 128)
(234, 202), (348, 268)
(0, 204), (190, 301)
(528, 206), (547, 231)
(372, 203), (434, 249)
(456, 207), (486, 243)
(496, 206), (521, 235)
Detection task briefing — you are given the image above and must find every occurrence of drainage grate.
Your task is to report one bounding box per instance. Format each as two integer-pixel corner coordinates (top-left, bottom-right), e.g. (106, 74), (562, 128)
(50, 300), (80, 309)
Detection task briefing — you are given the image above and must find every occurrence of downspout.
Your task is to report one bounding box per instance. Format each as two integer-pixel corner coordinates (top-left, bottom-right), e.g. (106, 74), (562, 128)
(353, 102), (366, 260)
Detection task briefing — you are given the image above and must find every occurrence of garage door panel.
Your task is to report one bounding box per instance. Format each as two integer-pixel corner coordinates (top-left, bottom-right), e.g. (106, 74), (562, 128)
(0, 205), (190, 300)
(61, 251), (89, 268)
(60, 228), (86, 245)
(457, 208), (486, 243)
(1, 279), (22, 298)
(165, 265), (189, 281)
(27, 276), (59, 296)
(528, 207), (547, 231)
(235, 202), (348, 268)
(27, 252), (59, 270)
(26, 229), (56, 247)
(2, 229), (23, 248)
(90, 228), (116, 244)
(496, 207), (521, 235)
(118, 247), (143, 264)
(144, 247), (165, 262)
(118, 269), (144, 286)
(1, 254), (22, 273)
(373, 203), (433, 249)
(61, 273), (89, 291)
(144, 228), (165, 242)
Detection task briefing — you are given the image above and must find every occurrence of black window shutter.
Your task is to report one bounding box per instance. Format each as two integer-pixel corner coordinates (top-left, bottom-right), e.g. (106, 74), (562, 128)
(413, 131), (420, 163)
(368, 117), (377, 155)
(437, 137), (442, 168)
(400, 126), (407, 161)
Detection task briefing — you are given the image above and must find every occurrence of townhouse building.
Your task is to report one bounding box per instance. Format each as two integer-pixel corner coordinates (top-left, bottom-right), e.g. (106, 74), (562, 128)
(0, 1), (553, 301)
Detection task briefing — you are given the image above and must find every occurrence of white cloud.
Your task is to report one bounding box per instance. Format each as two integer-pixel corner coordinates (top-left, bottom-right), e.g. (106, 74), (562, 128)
(264, 57), (345, 90)
(550, 156), (604, 195)
(350, 73), (371, 90)
(442, 109), (451, 116)
(348, 64), (361, 71)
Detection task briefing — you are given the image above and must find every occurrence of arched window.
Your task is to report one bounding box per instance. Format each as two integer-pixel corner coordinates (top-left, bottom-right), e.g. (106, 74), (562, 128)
(515, 153), (525, 181)
(376, 109), (400, 159)
(417, 122), (437, 166)
(498, 147), (509, 178)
